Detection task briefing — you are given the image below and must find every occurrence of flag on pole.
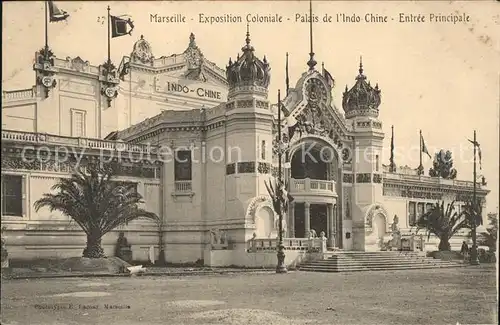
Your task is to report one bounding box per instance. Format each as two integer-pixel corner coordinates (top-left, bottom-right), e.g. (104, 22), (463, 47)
(110, 15), (134, 38)
(421, 133), (431, 159)
(47, 1), (69, 22)
(286, 114), (299, 141)
(322, 63), (335, 89)
(468, 139), (482, 170)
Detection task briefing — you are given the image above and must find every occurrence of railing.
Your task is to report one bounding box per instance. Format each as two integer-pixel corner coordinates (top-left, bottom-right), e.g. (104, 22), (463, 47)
(247, 236), (327, 253)
(2, 87), (36, 101)
(174, 180), (192, 192)
(2, 129), (157, 154)
(383, 172), (480, 189)
(290, 178), (336, 195)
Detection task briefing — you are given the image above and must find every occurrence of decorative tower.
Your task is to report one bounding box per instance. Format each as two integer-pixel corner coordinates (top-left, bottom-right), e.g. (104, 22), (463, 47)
(224, 24), (274, 247)
(342, 57), (385, 251)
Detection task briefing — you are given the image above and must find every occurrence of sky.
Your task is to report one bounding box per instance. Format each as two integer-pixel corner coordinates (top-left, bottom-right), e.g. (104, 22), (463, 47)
(2, 1), (499, 214)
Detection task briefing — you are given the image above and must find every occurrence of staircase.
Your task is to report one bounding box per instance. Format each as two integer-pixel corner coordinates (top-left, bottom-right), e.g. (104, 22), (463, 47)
(298, 251), (464, 273)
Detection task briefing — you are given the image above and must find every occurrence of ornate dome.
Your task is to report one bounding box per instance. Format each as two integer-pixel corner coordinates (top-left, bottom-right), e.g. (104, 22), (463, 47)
(342, 57), (381, 119)
(130, 35), (154, 65)
(226, 24), (271, 92)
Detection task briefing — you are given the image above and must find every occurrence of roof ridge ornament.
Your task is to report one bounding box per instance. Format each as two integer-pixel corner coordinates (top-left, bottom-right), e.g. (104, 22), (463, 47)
(342, 57), (381, 118)
(184, 32), (205, 75)
(226, 24), (271, 96)
(131, 35), (154, 65)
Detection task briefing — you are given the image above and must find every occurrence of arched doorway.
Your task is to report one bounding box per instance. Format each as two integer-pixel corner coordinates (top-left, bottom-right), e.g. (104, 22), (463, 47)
(254, 206), (275, 238)
(373, 213), (387, 240)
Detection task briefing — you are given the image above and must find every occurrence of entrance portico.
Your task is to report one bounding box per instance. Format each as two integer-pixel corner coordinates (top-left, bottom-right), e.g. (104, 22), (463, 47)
(286, 138), (340, 249)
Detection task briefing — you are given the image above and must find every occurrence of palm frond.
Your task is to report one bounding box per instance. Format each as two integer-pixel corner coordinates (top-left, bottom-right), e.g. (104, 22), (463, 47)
(33, 163), (159, 240)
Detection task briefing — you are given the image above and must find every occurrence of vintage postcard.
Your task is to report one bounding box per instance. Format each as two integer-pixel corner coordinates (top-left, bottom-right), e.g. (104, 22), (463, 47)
(1, 1), (498, 324)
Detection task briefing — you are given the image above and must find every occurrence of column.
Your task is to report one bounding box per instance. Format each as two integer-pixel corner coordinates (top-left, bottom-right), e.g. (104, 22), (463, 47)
(289, 202), (295, 238)
(327, 203), (335, 248)
(304, 202), (310, 237)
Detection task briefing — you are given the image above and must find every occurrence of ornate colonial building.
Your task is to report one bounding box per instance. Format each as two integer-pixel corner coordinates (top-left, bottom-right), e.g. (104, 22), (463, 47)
(1, 30), (489, 265)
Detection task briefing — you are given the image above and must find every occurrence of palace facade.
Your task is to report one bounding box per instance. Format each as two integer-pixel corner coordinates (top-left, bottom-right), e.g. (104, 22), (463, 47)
(1, 31), (489, 266)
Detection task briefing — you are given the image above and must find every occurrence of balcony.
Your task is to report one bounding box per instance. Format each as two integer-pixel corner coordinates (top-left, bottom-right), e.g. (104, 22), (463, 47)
(289, 178), (337, 202)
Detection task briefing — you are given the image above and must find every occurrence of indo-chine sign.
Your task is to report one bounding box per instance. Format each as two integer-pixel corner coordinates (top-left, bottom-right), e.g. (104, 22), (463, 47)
(156, 76), (227, 102)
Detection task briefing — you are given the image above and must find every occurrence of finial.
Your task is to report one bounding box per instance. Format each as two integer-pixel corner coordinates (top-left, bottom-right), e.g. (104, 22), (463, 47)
(359, 56), (363, 75)
(189, 33), (196, 47)
(263, 55), (268, 64)
(307, 0), (317, 70)
(246, 23), (250, 45)
(228, 57), (232, 65)
(140, 35), (144, 39)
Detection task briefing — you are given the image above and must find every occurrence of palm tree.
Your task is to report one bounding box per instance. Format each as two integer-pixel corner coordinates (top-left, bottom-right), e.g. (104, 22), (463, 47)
(478, 213), (497, 252)
(34, 163), (159, 258)
(416, 200), (469, 251)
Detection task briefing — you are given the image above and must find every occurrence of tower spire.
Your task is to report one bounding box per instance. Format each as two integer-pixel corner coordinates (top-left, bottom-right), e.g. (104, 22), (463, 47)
(359, 55), (363, 75)
(307, 0), (316, 70)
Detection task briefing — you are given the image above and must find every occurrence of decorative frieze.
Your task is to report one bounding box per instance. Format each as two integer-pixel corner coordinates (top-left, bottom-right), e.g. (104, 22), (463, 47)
(344, 190), (352, 220)
(343, 173), (353, 183)
(401, 189), (442, 200)
(356, 121), (371, 128)
(225, 102), (235, 110)
(1, 155), (159, 179)
(226, 163), (236, 175)
(356, 173), (371, 183)
(237, 161), (255, 174)
(257, 162), (271, 174)
(237, 100), (254, 109)
(373, 174), (382, 183)
(255, 100), (269, 109)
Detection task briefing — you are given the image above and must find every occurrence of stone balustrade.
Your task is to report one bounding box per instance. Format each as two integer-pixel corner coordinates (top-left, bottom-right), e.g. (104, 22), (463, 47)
(174, 181), (192, 192)
(2, 87), (36, 101)
(289, 178), (336, 196)
(2, 129), (157, 154)
(247, 236), (327, 253)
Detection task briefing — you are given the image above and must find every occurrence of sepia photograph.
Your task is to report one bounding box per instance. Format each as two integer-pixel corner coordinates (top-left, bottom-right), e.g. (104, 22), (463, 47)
(1, 1), (499, 324)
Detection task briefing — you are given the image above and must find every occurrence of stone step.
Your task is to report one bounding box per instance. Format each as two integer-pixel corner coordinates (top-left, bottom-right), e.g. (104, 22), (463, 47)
(298, 264), (464, 273)
(328, 257), (427, 261)
(329, 253), (422, 257)
(306, 260), (457, 267)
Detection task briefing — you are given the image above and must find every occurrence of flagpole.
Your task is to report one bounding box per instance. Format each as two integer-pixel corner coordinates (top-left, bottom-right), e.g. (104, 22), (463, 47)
(276, 89), (287, 274)
(307, 0), (316, 70)
(44, 1), (49, 59)
(389, 125), (395, 172)
(285, 52), (290, 96)
(107, 6), (111, 65)
(419, 130), (422, 169)
(470, 129), (480, 265)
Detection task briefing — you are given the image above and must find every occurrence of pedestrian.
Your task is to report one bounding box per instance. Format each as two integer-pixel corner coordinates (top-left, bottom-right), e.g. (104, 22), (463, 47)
(460, 241), (469, 262)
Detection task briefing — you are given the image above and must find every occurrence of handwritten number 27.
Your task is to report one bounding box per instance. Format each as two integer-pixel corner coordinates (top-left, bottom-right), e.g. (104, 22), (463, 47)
(97, 16), (105, 25)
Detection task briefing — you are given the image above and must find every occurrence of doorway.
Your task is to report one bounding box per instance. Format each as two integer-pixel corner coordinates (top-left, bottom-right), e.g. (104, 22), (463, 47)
(310, 204), (327, 237)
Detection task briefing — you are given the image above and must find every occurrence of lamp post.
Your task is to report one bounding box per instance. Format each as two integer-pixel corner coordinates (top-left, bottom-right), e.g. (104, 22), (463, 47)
(469, 130), (480, 265)
(276, 89), (288, 274)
